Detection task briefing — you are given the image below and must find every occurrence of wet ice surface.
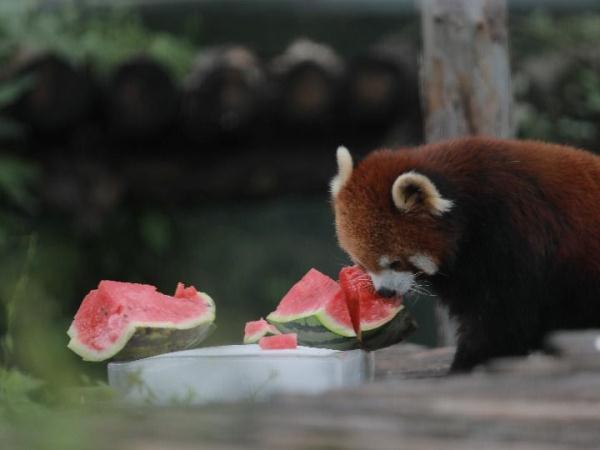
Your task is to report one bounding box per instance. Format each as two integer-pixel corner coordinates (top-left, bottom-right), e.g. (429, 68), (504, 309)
(108, 345), (374, 405)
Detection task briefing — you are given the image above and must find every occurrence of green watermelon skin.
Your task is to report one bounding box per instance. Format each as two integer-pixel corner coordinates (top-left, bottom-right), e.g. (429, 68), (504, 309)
(271, 305), (416, 351)
(111, 323), (216, 361)
(270, 316), (360, 350)
(360, 306), (417, 351)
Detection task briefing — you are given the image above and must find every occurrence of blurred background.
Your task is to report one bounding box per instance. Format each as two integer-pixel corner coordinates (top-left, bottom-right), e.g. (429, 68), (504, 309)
(1, 0), (600, 387)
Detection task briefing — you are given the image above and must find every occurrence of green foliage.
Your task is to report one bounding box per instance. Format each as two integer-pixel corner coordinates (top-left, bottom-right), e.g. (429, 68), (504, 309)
(513, 11), (600, 150)
(139, 211), (173, 255)
(0, 1), (198, 139)
(0, 71), (34, 140)
(0, 1), (197, 79)
(0, 367), (46, 418)
(512, 10), (600, 58)
(0, 156), (40, 213)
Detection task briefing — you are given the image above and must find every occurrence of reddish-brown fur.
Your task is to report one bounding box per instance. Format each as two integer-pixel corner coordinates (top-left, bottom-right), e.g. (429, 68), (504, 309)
(333, 137), (600, 370)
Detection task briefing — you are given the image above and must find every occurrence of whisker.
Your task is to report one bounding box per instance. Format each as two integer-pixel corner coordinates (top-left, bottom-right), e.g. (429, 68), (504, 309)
(409, 281), (436, 297)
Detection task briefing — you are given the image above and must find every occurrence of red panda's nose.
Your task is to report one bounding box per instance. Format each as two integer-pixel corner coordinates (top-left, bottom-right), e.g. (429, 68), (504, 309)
(376, 287), (397, 298)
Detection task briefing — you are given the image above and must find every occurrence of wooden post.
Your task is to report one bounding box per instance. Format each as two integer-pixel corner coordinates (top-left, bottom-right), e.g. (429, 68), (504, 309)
(420, 0), (513, 345)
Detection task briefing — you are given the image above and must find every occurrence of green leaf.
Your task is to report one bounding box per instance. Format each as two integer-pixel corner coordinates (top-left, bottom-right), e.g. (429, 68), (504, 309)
(0, 74), (35, 107)
(0, 156), (40, 211)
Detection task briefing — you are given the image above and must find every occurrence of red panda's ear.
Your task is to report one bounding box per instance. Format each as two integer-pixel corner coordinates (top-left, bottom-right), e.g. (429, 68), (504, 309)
(391, 171), (453, 216)
(330, 146), (353, 197)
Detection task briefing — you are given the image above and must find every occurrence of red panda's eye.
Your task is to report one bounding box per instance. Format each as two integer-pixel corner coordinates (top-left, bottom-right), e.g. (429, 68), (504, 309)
(389, 260), (404, 271)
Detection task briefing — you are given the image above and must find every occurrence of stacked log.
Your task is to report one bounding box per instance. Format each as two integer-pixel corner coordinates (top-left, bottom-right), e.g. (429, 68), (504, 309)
(8, 53), (94, 136)
(181, 46), (266, 143)
(269, 39), (344, 132)
(341, 38), (420, 129)
(0, 40), (425, 148)
(106, 56), (178, 142)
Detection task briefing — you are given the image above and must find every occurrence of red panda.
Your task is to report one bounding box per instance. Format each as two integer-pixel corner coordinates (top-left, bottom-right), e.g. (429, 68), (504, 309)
(331, 137), (600, 371)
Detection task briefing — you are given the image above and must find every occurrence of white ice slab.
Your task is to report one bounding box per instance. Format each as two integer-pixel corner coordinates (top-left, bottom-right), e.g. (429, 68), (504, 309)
(107, 345), (374, 405)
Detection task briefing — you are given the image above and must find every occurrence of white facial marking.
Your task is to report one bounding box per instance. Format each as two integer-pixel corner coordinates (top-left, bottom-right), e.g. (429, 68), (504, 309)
(369, 270), (415, 296)
(378, 255), (391, 269)
(409, 253), (439, 275)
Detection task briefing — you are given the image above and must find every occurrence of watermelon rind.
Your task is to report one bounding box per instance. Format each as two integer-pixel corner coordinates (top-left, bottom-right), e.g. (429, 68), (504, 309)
(361, 305), (417, 351)
(358, 303), (405, 332)
(67, 292), (216, 362)
(268, 305), (416, 351)
(267, 309), (356, 338)
(110, 322), (216, 361)
(267, 298), (404, 337)
(266, 308), (326, 326)
(270, 316), (359, 350)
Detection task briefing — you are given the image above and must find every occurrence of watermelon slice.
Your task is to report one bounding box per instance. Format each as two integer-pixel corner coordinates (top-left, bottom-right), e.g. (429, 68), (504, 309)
(244, 318), (281, 344)
(67, 281), (216, 362)
(266, 269), (358, 349)
(340, 266), (364, 340)
(259, 333), (298, 350)
(338, 265), (416, 350)
(267, 267), (416, 350)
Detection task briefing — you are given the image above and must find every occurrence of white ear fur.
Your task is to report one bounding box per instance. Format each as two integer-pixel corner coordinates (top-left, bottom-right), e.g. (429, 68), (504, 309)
(391, 171), (453, 216)
(330, 146), (353, 196)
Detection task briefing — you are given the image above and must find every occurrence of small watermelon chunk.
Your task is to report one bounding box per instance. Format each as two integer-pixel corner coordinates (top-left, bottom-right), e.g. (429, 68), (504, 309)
(244, 319), (281, 344)
(267, 267), (416, 350)
(67, 281), (216, 362)
(259, 333), (297, 350)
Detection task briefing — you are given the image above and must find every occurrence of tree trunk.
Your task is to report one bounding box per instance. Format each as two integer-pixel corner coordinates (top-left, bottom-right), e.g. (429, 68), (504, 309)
(419, 0), (513, 345)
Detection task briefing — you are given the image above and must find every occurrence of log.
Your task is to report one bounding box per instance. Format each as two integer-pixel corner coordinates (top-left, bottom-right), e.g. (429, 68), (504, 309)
(8, 53), (94, 136)
(420, 0), (514, 345)
(6, 345), (600, 449)
(106, 56), (178, 142)
(342, 38), (420, 129)
(181, 46), (266, 143)
(269, 39), (344, 130)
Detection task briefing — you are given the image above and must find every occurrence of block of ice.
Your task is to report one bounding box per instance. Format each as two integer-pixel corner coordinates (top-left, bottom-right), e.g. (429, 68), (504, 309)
(107, 345), (374, 405)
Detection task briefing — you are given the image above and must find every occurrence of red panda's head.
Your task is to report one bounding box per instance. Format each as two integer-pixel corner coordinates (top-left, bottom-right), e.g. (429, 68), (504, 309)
(331, 146), (458, 297)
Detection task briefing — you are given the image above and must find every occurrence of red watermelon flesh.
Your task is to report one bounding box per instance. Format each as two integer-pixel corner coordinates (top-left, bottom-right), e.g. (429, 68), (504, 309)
(259, 333), (298, 350)
(174, 282), (199, 299)
(67, 281), (215, 361)
(270, 268), (341, 318)
(318, 265), (402, 333)
(338, 265), (403, 331)
(338, 266), (364, 339)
